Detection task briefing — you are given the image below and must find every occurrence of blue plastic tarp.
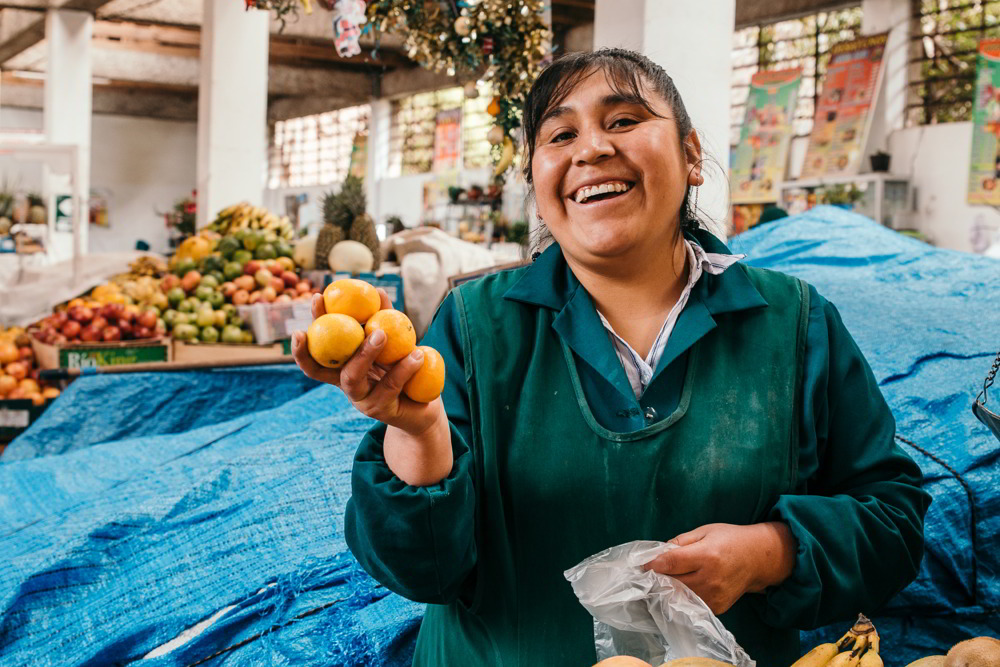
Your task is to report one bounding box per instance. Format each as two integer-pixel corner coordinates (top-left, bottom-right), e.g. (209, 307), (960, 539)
(1, 206), (998, 665)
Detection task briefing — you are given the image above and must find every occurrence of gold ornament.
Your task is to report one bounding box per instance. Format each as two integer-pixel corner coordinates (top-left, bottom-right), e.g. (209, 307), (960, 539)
(454, 16), (471, 36)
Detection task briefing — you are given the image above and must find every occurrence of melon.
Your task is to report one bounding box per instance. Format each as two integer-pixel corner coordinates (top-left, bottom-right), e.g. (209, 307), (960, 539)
(294, 236), (317, 271)
(328, 240), (374, 275)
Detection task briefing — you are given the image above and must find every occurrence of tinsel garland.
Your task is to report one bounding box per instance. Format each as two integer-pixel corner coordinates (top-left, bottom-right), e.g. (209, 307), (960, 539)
(366, 0), (552, 179)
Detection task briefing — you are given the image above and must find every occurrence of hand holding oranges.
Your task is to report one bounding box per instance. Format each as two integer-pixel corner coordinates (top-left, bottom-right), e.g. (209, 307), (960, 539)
(292, 279), (446, 436)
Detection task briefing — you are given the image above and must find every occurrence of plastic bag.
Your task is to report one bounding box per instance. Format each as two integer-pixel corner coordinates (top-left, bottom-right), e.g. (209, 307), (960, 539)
(564, 540), (755, 667)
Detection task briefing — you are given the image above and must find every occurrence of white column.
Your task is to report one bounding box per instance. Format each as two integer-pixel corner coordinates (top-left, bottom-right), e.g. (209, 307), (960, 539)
(594, 0), (735, 230)
(862, 0), (911, 158)
(44, 9), (92, 267)
(367, 99), (391, 227)
(196, 0), (270, 228)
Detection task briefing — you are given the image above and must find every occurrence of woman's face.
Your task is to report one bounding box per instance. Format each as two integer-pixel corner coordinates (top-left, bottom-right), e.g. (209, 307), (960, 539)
(530, 70), (701, 265)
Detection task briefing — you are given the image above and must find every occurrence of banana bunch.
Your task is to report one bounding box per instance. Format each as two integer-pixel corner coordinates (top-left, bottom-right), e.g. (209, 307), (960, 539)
(207, 202), (294, 240)
(128, 255), (167, 277)
(793, 615), (881, 667)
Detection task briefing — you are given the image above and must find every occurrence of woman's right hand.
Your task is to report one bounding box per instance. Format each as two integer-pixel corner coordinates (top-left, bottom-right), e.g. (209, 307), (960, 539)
(291, 290), (446, 438)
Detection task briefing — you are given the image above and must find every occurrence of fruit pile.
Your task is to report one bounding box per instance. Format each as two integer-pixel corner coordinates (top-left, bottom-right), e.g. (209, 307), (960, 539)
(305, 278), (444, 403)
(0, 328), (59, 405)
(161, 272), (253, 344)
(34, 301), (165, 344)
(204, 202), (295, 240)
(589, 616), (999, 667)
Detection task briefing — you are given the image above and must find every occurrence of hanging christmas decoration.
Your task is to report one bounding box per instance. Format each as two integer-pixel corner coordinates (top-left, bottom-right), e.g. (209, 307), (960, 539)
(243, 0), (305, 28)
(365, 0), (552, 182)
(332, 0), (368, 57)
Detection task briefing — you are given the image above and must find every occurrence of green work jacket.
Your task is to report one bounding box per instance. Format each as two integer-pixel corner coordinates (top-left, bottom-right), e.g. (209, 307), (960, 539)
(345, 230), (930, 667)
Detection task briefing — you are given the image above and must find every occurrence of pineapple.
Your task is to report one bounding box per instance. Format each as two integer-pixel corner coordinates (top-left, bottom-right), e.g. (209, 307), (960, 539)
(318, 176), (379, 270)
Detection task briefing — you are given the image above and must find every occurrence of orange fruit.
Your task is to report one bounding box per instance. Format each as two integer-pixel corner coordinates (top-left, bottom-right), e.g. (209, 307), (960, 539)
(19, 378), (40, 395)
(5, 362), (26, 381)
(42, 387), (60, 400)
(403, 346), (446, 403)
(364, 309), (416, 365)
(306, 313), (364, 369)
(487, 96), (501, 116)
(323, 278), (381, 323)
(67, 298), (86, 309)
(0, 341), (18, 365)
(27, 392), (44, 406)
(593, 658), (652, 667)
(7, 387), (26, 400)
(0, 374), (16, 396)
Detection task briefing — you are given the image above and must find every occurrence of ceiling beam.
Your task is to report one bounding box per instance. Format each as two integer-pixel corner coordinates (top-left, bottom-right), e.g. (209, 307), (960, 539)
(0, 0), (118, 65)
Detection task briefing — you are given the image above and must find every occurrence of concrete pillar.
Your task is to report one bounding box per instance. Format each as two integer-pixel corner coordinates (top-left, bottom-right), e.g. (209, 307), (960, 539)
(862, 0), (911, 163)
(367, 99), (391, 228)
(44, 9), (92, 265)
(594, 0), (735, 228)
(196, 0), (270, 227)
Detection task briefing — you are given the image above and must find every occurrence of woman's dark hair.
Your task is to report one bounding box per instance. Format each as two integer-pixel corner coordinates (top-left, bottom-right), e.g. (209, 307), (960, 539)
(520, 48), (719, 251)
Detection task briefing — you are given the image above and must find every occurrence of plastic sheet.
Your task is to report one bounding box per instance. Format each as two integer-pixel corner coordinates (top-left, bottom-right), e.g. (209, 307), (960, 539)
(565, 541), (754, 666)
(0, 207), (997, 665)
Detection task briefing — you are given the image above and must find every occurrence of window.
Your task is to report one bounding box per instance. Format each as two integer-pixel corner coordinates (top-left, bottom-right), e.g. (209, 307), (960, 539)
(731, 6), (864, 146)
(268, 105), (371, 189)
(388, 84), (495, 176)
(909, 0), (1000, 125)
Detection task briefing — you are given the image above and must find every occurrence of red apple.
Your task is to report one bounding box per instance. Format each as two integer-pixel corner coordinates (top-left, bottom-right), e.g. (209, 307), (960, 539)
(181, 270), (202, 293)
(134, 325), (153, 339)
(261, 286), (277, 303)
(281, 271), (299, 288)
(91, 316), (108, 331)
(138, 310), (158, 329)
(248, 290), (263, 304)
(117, 318), (133, 338)
(61, 320), (82, 340)
(222, 282), (238, 298)
(102, 303), (125, 319)
(234, 275), (256, 292)
(232, 289), (250, 306)
(244, 260), (262, 276)
(295, 281), (312, 294)
(269, 277), (285, 293)
(275, 293), (292, 303)
(52, 334), (68, 345)
(52, 311), (69, 326)
(68, 305), (94, 323)
(19, 347), (34, 363)
(161, 274), (181, 291)
(80, 325), (102, 342)
(102, 326), (122, 341)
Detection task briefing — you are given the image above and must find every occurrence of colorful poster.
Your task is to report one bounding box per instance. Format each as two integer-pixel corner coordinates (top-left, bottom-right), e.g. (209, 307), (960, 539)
(432, 108), (461, 172)
(800, 33), (888, 179)
(968, 39), (1000, 204)
(731, 69), (802, 204)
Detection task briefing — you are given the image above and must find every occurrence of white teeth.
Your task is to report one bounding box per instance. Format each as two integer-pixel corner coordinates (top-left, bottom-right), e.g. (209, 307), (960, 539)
(574, 181), (630, 203)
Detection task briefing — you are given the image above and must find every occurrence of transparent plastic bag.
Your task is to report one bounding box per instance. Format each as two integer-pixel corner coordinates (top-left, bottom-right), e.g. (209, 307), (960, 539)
(564, 540), (755, 667)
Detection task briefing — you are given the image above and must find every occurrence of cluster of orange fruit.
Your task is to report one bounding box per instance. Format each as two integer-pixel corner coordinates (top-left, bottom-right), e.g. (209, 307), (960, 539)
(306, 279), (445, 403)
(0, 330), (60, 406)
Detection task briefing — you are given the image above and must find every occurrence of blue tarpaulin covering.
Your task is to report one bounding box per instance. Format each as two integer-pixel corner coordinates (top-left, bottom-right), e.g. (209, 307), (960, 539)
(1, 207), (998, 665)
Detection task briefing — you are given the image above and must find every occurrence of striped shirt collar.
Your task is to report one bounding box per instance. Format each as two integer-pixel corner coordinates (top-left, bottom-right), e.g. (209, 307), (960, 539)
(596, 240), (744, 398)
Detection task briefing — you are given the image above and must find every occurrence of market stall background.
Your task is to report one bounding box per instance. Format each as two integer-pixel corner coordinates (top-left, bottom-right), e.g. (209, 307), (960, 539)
(1, 207), (998, 665)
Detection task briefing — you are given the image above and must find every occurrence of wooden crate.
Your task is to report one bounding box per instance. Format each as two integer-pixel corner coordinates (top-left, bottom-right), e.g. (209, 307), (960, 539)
(31, 336), (172, 370)
(171, 340), (290, 365)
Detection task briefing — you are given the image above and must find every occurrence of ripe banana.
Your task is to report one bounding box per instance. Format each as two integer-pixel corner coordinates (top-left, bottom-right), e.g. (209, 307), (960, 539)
(791, 642), (843, 667)
(493, 136), (514, 177)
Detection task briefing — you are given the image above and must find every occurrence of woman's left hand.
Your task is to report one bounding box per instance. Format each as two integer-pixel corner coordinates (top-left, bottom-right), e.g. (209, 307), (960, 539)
(642, 522), (797, 616)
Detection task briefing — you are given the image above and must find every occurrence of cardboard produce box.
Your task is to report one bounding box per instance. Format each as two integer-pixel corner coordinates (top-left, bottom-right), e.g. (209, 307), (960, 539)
(171, 340), (290, 365)
(0, 398), (51, 443)
(30, 335), (172, 370)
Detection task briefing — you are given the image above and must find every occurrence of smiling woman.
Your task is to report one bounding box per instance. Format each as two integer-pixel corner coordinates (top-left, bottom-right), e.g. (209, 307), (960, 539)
(294, 48), (931, 667)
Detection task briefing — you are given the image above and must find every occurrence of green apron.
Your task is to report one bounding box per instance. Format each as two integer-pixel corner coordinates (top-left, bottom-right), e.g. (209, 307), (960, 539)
(413, 264), (811, 667)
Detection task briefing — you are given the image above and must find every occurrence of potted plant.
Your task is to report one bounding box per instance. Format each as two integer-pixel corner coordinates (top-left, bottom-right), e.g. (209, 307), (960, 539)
(819, 183), (865, 210)
(870, 150), (891, 173)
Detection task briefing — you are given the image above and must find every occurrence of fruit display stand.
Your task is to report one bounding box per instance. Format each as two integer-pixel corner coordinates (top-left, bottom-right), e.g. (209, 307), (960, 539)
(30, 335), (172, 370)
(0, 398), (50, 446)
(171, 340), (289, 364)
